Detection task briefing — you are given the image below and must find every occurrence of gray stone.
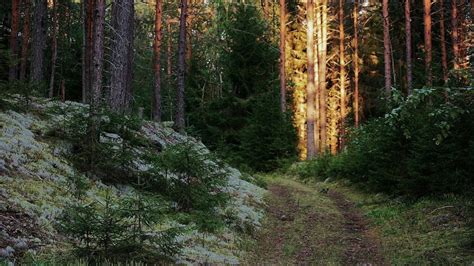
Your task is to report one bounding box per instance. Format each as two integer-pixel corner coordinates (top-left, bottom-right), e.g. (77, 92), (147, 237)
(14, 239), (28, 250)
(0, 246), (15, 257)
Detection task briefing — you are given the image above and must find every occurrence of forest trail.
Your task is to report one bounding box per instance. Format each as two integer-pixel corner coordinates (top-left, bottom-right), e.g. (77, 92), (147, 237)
(245, 178), (384, 265)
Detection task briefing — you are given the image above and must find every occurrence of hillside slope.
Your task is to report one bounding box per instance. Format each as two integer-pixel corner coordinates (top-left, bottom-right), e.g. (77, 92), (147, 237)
(0, 95), (265, 264)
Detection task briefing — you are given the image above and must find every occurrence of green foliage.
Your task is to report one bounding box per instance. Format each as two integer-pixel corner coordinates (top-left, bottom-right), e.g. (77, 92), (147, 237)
(59, 192), (180, 261)
(293, 88), (474, 197)
(146, 142), (228, 232)
(188, 5), (297, 172)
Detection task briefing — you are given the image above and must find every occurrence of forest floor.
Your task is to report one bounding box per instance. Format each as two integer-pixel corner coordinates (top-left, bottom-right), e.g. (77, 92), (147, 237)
(244, 177), (474, 265)
(244, 177), (384, 265)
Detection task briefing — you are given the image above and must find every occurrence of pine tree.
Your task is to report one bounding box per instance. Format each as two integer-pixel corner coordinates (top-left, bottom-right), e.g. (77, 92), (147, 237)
(423, 0), (432, 86)
(306, 0), (317, 159)
(153, 0), (163, 121)
(279, 0), (287, 113)
(405, 0), (413, 94)
(30, 0), (47, 83)
(19, 0), (30, 81)
(9, 0), (20, 81)
(174, 0), (188, 133)
(109, 0), (135, 112)
(383, 0), (391, 96)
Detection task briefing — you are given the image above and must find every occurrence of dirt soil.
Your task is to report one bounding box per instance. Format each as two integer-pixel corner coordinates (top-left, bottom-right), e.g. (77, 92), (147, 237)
(245, 179), (385, 265)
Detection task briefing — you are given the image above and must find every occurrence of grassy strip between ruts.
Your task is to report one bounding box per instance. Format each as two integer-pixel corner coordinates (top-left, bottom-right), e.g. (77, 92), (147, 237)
(332, 181), (474, 265)
(299, 177), (474, 264)
(243, 175), (474, 265)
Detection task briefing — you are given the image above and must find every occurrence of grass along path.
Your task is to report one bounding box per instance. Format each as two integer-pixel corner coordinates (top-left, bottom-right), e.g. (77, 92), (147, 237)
(244, 177), (384, 265)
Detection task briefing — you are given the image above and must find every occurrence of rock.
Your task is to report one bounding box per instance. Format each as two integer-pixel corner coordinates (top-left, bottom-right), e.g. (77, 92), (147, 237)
(0, 246), (15, 257)
(13, 239), (28, 250)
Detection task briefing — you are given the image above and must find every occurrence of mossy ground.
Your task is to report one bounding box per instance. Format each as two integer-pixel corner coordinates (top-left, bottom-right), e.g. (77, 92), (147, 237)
(244, 175), (474, 265)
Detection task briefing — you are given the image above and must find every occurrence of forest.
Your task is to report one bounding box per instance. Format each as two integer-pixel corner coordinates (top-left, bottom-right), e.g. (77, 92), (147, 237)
(0, 0), (473, 264)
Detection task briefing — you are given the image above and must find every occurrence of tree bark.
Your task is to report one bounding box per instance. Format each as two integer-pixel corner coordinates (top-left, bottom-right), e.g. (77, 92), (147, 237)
(91, 0), (105, 109)
(353, 0), (359, 127)
(339, 0), (346, 151)
(9, 0), (20, 81)
(174, 0), (188, 133)
(49, 0), (58, 98)
(109, 0), (135, 112)
(306, 0), (316, 159)
(82, 0), (94, 103)
(279, 0), (286, 112)
(423, 0), (432, 86)
(383, 0), (391, 97)
(317, 0), (328, 154)
(451, 0), (460, 70)
(439, 0), (448, 85)
(405, 0), (413, 94)
(19, 0), (30, 81)
(30, 0), (47, 83)
(153, 0), (163, 121)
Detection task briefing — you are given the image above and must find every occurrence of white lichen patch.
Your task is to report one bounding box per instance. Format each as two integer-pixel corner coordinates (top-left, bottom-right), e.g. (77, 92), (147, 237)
(0, 96), (267, 264)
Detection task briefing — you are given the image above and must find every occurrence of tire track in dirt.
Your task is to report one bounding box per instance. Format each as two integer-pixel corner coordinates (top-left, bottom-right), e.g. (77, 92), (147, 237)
(328, 190), (385, 265)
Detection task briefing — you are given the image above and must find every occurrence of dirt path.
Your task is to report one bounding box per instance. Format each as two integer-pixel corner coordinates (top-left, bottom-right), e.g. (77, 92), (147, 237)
(328, 190), (385, 265)
(245, 178), (384, 265)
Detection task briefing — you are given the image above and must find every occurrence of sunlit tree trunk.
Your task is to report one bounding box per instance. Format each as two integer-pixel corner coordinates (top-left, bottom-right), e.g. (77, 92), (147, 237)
(353, 0), (360, 127)
(423, 0), (432, 86)
(306, 0), (317, 159)
(383, 0), (391, 97)
(451, 0), (460, 70)
(30, 0), (47, 83)
(174, 0), (188, 133)
(19, 0), (30, 81)
(439, 0), (448, 85)
(279, 0), (286, 112)
(338, 0), (346, 151)
(317, 0), (328, 154)
(109, 0), (135, 112)
(49, 0), (58, 98)
(153, 0), (163, 121)
(405, 0), (413, 94)
(9, 0), (20, 81)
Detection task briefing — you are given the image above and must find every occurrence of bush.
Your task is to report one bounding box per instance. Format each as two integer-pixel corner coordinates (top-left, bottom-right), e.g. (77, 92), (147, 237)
(146, 142), (229, 232)
(59, 192), (180, 261)
(293, 88), (474, 197)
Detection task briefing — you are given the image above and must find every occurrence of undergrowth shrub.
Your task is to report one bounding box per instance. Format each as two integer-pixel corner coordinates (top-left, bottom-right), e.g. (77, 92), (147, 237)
(59, 192), (181, 261)
(146, 142), (229, 232)
(292, 87), (474, 197)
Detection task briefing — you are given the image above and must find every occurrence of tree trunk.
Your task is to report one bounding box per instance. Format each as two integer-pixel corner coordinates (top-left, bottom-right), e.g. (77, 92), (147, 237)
(91, 0), (105, 109)
(19, 0), (30, 81)
(451, 0), (460, 70)
(153, 0), (163, 121)
(405, 0), (413, 94)
(353, 0), (359, 127)
(306, 0), (316, 160)
(186, 1), (193, 66)
(82, 0), (94, 103)
(109, 0), (135, 112)
(439, 0), (448, 85)
(279, 0), (286, 112)
(383, 0), (391, 97)
(30, 0), (47, 83)
(317, 0), (328, 154)
(174, 0), (188, 133)
(49, 0), (58, 98)
(167, 17), (173, 78)
(339, 0), (346, 150)
(423, 0), (432, 86)
(9, 0), (20, 81)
